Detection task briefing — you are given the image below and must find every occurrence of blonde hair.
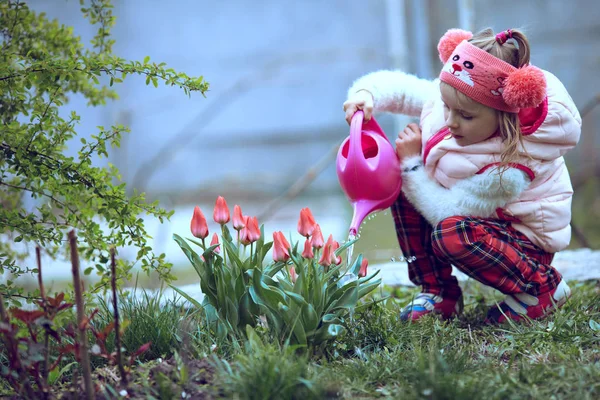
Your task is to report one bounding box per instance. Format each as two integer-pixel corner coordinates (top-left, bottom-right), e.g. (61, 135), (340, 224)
(469, 28), (532, 170)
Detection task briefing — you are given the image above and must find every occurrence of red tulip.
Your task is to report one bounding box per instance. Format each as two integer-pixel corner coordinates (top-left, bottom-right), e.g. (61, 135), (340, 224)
(310, 224), (324, 249)
(191, 206), (209, 239)
(297, 207), (317, 238)
(210, 233), (220, 253)
(240, 216), (261, 245)
(240, 216), (250, 245)
(358, 257), (369, 277)
(301, 238), (314, 259)
(330, 240), (342, 265)
(318, 234), (335, 267)
(213, 196), (230, 225)
(233, 205), (245, 230)
(272, 231), (291, 262)
(247, 216), (261, 243)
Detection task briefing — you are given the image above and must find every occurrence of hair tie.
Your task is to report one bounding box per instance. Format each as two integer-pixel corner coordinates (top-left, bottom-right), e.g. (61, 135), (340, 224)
(495, 29), (513, 45)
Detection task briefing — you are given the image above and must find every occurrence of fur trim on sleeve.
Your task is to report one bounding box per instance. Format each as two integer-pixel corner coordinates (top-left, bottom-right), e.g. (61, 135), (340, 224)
(347, 70), (438, 117)
(401, 164), (530, 226)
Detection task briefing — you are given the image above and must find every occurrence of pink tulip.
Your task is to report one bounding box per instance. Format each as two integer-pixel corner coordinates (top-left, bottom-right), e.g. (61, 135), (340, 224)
(210, 233), (220, 253)
(272, 231), (291, 262)
(289, 266), (297, 283)
(301, 238), (314, 259)
(213, 196), (230, 225)
(240, 216), (261, 245)
(318, 234), (335, 267)
(240, 216), (250, 245)
(191, 206), (209, 239)
(310, 224), (324, 249)
(330, 240), (342, 265)
(233, 205), (245, 231)
(247, 216), (261, 243)
(297, 208), (317, 238)
(358, 257), (369, 277)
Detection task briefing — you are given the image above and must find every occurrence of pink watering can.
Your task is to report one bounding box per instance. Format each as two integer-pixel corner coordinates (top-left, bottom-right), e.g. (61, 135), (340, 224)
(336, 111), (402, 236)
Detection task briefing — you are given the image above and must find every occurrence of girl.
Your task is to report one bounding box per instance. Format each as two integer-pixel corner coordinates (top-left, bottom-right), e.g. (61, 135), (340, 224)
(343, 28), (581, 323)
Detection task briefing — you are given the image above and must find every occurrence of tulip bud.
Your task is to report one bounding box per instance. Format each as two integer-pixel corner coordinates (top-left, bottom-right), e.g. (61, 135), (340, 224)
(318, 234), (335, 267)
(233, 205), (245, 231)
(241, 216), (261, 245)
(330, 240), (342, 265)
(297, 208), (317, 238)
(247, 217), (261, 243)
(301, 238), (314, 259)
(190, 206), (209, 239)
(272, 231), (291, 262)
(210, 233), (220, 253)
(358, 257), (369, 277)
(213, 196), (230, 225)
(310, 224), (324, 249)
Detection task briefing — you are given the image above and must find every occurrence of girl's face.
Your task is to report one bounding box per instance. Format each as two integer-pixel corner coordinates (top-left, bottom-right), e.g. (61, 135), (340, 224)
(440, 83), (499, 146)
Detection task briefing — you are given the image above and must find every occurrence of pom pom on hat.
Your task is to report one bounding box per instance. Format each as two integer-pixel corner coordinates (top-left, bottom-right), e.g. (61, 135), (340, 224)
(438, 29), (473, 63)
(503, 65), (547, 109)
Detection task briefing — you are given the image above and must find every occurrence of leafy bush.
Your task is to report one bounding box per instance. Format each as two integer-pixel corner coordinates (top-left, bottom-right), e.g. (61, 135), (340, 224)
(0, 0), (208, 304)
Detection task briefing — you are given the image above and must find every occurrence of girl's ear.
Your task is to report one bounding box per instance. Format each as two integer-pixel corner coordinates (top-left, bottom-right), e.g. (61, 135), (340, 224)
(437, 29), (473, 63)
(503, 66), (547, 109)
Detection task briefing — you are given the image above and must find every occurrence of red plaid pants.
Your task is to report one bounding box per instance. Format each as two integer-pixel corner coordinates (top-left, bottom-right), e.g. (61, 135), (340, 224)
(391, 193), (562, 300)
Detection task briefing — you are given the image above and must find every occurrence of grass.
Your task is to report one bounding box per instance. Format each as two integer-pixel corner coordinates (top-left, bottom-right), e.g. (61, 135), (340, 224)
(2, 279), (599, 399)
(93, 289), (199, 362)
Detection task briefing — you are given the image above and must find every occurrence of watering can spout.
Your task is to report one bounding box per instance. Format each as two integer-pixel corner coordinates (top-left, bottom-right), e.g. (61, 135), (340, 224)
(348, 200), (381, 237)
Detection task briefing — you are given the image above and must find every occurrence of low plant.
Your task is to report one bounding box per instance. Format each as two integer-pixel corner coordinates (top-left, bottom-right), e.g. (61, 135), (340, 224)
(172, 196), (381, 351)
(215, 326), (322, 400)
(94, 289), (192, 362)
(0, 235), (150, 398)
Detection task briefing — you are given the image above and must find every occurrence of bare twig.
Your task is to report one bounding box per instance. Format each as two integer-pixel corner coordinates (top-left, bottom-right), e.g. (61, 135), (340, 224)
(36, 246), (50, 385)
(68, 230), (94, 400)
(36, 247), (46, 300)
(111, 247), (127, 387)
(257, 141), (341, 222)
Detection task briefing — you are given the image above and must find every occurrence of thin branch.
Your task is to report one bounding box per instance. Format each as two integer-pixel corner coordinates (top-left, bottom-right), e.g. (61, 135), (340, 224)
(78, 129), (122, 162)
(26, 85), (62, 151)
(36, 247), (45, 300)
(0, 66), (206, 94)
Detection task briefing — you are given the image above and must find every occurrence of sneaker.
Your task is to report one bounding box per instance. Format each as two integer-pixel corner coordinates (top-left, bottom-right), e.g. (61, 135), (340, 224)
(400, 293), (463, 321)
(485, 280), (571, 324)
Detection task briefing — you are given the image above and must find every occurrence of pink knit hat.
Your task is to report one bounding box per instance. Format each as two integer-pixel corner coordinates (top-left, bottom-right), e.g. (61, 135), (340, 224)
(438, 29), (547, 113)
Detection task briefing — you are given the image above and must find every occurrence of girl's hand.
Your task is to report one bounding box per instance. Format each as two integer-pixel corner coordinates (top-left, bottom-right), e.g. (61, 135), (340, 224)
(395, 123), (422, 159)
(343, 90), (374, 125)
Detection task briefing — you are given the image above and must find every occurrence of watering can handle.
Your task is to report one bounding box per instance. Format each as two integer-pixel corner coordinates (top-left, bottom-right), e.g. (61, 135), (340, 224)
(349, 110), (365, 163)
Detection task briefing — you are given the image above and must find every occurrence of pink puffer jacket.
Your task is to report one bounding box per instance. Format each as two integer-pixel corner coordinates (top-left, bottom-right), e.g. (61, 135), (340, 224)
(420, 70), (581, 253)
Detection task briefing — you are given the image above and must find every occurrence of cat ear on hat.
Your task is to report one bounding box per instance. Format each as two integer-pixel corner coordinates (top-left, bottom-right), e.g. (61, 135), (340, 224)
(503, 65), (547, 109)
(437, 29), (473, 63)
